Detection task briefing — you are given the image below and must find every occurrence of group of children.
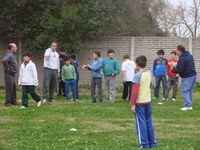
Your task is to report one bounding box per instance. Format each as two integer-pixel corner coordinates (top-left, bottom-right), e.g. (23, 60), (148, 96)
(18, 47), (181, 149)
(153, 49), (179, 102)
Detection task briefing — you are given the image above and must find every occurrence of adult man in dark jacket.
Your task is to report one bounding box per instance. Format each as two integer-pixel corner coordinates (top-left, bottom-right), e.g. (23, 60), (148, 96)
(2, 43), (18, 106)
(172, 45), (197, 111)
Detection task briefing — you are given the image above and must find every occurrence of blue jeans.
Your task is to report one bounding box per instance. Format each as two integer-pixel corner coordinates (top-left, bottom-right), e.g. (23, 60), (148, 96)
(154, 76), (167, 98)
(65, 79), (76, 100)
(181, 76), (196, 107)
(135, 103), (157, 148)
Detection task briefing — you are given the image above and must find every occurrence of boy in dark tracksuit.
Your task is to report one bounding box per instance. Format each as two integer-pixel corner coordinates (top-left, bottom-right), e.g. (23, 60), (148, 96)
(58, 48), (67, 96)
(130, 55), (157, 149)
(153, 49), (167, 100)
(70, 55), (79, 100)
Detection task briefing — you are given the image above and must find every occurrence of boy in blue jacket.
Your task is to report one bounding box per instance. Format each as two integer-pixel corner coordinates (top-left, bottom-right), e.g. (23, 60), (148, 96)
(83, 51), (103, 102)
(153, 49), (167, 100)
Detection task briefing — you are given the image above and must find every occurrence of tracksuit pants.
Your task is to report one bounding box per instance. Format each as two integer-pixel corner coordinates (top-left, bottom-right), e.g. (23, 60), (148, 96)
(134, 103), (157, 148)
(122, 81), (132, 101)
(91, 78), (103, 102)
(154, 76), (167, 98)
(164, 76), (178, 99)
(22, 85), (40, 107)
(105, 76), (116, 103)
(43, 68), (58, 101)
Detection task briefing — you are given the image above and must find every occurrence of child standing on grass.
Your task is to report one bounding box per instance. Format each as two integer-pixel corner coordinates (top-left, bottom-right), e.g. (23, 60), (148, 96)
(130, 55), (157, 149)
(153, 49), (167, 100)
(164, 51), (179, 101)
(58, 47), (67, 96)
(62, 56), (77, 101)
(121, 54), (136, 101)
(101, 49), (120, 103)
(83, 51), (103, 103)
(70, 55), (79, 100)
(18, 52), (41, 109)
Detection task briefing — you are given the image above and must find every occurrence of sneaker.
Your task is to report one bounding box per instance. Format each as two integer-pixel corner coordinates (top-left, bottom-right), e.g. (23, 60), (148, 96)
(152, 97), (157, 100)
(172, 98), (176, 101)
(37, 101), (41, 107)
(42, 99), (47, 103)
(76, 99), (79, 101)
(20, 106), (26, 109)
(162, 98), (168, 101)
(181, 107), (193, 111)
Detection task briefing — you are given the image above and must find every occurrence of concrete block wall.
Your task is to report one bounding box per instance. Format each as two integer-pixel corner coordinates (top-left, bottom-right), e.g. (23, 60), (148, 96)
(0, 36), (199, 88)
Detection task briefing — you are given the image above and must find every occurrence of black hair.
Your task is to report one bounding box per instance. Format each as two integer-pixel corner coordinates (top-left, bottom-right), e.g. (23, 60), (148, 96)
(70, 54), (76, 60)
(64, 56), (71, 62)
(123, 54), (129, 59)
(177, 45), (185, 52)
(157, 49), (165, 55)
(170, 51), (176, 55)
(60, 47), (66, 52)
(23, 51), (32, 58)
(136, 55), (147, 68)
(107, 49), (115, 54)
(94, 51), (101, 57)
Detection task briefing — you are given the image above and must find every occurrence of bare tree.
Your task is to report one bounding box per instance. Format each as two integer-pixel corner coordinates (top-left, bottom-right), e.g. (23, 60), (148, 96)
(153, 0), (200, 37)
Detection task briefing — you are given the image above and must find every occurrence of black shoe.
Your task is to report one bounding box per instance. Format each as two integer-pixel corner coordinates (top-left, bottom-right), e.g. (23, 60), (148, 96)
(4, 103), (11, 106)
(93, 101), (97, 103)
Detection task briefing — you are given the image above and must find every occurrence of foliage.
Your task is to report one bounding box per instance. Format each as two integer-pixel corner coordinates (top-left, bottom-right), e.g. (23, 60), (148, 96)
(0, 0), (125, 51)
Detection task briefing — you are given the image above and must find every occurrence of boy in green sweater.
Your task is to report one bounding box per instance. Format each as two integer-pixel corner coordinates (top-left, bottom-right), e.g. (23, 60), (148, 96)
(101, 49), (121, 103)
(62, 56), (77, 101)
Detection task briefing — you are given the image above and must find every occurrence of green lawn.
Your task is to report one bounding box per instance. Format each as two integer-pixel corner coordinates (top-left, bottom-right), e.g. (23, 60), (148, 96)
(0, 88), (200, 150)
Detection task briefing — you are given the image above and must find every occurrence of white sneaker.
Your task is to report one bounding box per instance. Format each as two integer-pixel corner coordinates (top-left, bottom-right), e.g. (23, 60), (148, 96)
(20, 106), (26, 109)
(42, 99), (47, 103)
(172, 98), (176, 101)
(37, 101), (41, 107)
(181, 107), (193, 111)
(162, 98), (168, 101)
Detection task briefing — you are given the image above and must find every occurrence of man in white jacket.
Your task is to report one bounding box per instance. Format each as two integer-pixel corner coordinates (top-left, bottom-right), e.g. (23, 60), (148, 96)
(18, 52), (41, 108)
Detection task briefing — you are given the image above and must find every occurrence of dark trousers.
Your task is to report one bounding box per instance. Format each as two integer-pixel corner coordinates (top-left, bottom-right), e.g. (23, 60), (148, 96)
(4, 73), (16, 104)
(164, 76), (178, 99)
(58, 78), (65, 96)
(91, 78), (103, 102)
(43, 68), (58, 100)
(122, 81), (132, 101)
(22, 85), (40, 107)
(76, 75), (79, 99)
(65, 79), (76, 100)
(154, 76), (167, 98)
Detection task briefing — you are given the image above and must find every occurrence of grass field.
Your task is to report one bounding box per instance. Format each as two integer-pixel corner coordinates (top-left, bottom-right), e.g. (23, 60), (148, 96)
(0, 87), (200, 150)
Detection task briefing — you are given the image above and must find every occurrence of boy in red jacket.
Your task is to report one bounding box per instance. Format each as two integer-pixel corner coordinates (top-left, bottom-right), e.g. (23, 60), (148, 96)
(164, 51), (179, 101)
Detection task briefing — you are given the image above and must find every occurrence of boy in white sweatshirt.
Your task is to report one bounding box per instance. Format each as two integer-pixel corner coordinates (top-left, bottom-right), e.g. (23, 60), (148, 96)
(18, 52), (41, 108)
